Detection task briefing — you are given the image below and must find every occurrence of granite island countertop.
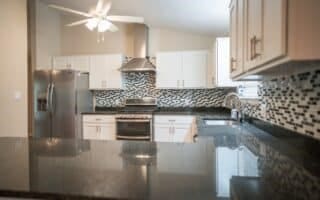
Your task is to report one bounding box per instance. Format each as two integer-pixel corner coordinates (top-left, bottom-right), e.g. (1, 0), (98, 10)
(1, 120), (320, 200)
(83, 107), (232, 117)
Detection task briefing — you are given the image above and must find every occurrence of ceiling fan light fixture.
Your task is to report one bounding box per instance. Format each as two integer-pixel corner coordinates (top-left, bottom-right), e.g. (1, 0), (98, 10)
(98, 20), (112, 32)
(85, 18), (99, 31)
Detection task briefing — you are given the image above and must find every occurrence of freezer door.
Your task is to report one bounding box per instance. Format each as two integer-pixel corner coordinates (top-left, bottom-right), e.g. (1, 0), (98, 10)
(51, 70), (78, 138)
(34, 70), (52, 138)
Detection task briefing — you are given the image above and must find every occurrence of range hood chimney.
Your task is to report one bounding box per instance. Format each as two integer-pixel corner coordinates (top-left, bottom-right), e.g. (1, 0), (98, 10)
(120, 24), (156, 72)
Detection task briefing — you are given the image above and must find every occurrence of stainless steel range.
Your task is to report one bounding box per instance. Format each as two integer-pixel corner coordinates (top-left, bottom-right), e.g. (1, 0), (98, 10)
(116, 98), (157, 141)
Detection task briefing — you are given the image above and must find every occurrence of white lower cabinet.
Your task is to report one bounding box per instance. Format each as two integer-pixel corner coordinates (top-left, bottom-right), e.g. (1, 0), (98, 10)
(82, 115), (116, 141)
(154, 125), (172, 142)
(154, 116), (196, 143)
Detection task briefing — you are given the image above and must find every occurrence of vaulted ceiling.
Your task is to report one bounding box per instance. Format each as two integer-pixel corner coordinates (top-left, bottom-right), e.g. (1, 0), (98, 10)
(42, 0), (230, 36)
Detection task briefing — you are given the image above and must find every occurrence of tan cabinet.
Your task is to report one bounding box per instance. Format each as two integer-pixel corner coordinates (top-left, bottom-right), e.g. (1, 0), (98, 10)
(244, 0), (263, 71)
(231, 0), (320, 80)
(229, 0), (245, 77)
(244, 0), (287, 72)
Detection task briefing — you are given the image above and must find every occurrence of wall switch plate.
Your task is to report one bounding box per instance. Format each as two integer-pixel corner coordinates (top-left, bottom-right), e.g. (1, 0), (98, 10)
(14, 91), (22, 101)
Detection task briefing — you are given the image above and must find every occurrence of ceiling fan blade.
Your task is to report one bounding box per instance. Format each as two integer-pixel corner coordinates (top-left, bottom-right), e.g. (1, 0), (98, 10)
(107, 15), (144, 24)
(95, 0), (104, 13)
(65, 19), (90, 27)
(48, 4), (92, 18)
(109, 23), (119, 32)
(101, 1), (112, 15)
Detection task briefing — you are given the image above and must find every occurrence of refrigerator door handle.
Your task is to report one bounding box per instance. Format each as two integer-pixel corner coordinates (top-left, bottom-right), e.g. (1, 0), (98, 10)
(75, 91), (78, 114)
(50, 83), (55, 115)
(46, 84), (51, 111)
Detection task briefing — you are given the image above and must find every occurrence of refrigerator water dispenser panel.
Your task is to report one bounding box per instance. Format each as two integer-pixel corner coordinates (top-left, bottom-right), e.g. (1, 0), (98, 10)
(37, 93), (48, 112)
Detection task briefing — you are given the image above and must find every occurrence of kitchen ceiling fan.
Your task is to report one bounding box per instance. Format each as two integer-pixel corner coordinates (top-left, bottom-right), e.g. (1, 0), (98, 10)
(48, 0), (144, 33)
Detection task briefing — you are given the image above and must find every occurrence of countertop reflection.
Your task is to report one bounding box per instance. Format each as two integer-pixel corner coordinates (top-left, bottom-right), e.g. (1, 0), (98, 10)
(0, 122), (319, 199)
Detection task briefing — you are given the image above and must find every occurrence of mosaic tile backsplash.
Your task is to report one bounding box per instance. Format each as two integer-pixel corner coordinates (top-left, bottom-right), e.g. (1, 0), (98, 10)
(242, 68), (320, 140)
(94, 72), (236, 107)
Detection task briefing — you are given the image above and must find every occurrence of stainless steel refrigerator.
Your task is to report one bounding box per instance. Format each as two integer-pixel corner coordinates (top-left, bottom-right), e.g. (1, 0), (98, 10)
(34, 70), (92, 138)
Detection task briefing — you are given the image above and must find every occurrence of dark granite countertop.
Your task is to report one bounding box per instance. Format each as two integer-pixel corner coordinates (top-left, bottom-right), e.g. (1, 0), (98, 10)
(1, 118), (320, 200)
(82, 107), (232, 118)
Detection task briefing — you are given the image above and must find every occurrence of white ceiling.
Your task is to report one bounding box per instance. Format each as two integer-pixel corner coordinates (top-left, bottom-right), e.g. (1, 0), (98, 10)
(42, 0), (230, 36)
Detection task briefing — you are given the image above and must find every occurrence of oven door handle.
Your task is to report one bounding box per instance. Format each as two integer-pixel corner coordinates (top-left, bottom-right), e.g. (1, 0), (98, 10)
(117, 135), (151, 140)
(116, 119), (151, 123)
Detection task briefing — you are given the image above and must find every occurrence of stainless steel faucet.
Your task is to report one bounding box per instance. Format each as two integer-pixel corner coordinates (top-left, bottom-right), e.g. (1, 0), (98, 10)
(223, 92), (242, 122)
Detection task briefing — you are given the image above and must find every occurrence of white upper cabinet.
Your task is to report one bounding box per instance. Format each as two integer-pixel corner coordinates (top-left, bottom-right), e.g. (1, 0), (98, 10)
(156, 51), (208, 89)
(53, 56), (71, 70)
(52, 54), (123, 89)
(182, 51), (208, 88)
(53, 56), (90, 72)
(156, 52), (183, 88)
(231, 0), (320, 79)
(89, 54), (123, 90)
(70, 56), (90, 72)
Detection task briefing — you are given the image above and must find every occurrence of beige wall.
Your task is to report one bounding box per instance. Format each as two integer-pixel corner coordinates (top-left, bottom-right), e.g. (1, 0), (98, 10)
(0, 0), (28, 137)
(148, 28), (215, 57)
(60, 15), (134, 56)
(58, 17), (217, 85)
(36, 0), (61, 69)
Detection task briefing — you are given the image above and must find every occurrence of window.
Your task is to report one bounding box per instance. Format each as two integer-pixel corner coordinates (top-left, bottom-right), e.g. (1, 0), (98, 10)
(238, 81), (260, 99)
(215, 37), (260, 99)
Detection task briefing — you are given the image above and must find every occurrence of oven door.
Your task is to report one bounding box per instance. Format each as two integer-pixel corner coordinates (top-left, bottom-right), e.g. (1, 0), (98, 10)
(116, 119), (152, 141)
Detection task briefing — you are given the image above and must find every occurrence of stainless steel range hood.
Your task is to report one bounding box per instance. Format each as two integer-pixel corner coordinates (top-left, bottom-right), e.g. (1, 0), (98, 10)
(120, 24), (156, 72)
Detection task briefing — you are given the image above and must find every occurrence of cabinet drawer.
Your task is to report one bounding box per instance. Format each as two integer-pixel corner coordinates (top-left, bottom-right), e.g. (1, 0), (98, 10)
(83, 124), (116, 140)
(154, 115), (194, 125)
(82, 115), (115, 123)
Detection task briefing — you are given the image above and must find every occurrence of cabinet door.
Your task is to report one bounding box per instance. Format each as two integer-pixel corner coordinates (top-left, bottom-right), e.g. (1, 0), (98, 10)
(70, 56), (90, 72)
(172, 126), (191, 143)
(99, 124), (116, 140)
(89, 54), (122, 90)
(156, 52), (183, 88)
(89, 55), (108, 89)
(83, 124), (100, 140)
(53, 56), (70, 70)
(261, 0), (287, 64)
(245, 0), (263, 71)
(230, 0), (245, 78)
(154, 125), (173, 142)
(105, 54), (123, 89)
(182, 51), (208, 88)
(230, 0), (239, 76)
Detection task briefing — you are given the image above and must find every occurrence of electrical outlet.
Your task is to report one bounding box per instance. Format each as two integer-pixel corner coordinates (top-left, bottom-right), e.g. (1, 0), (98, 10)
(260, 104), (267, 119)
